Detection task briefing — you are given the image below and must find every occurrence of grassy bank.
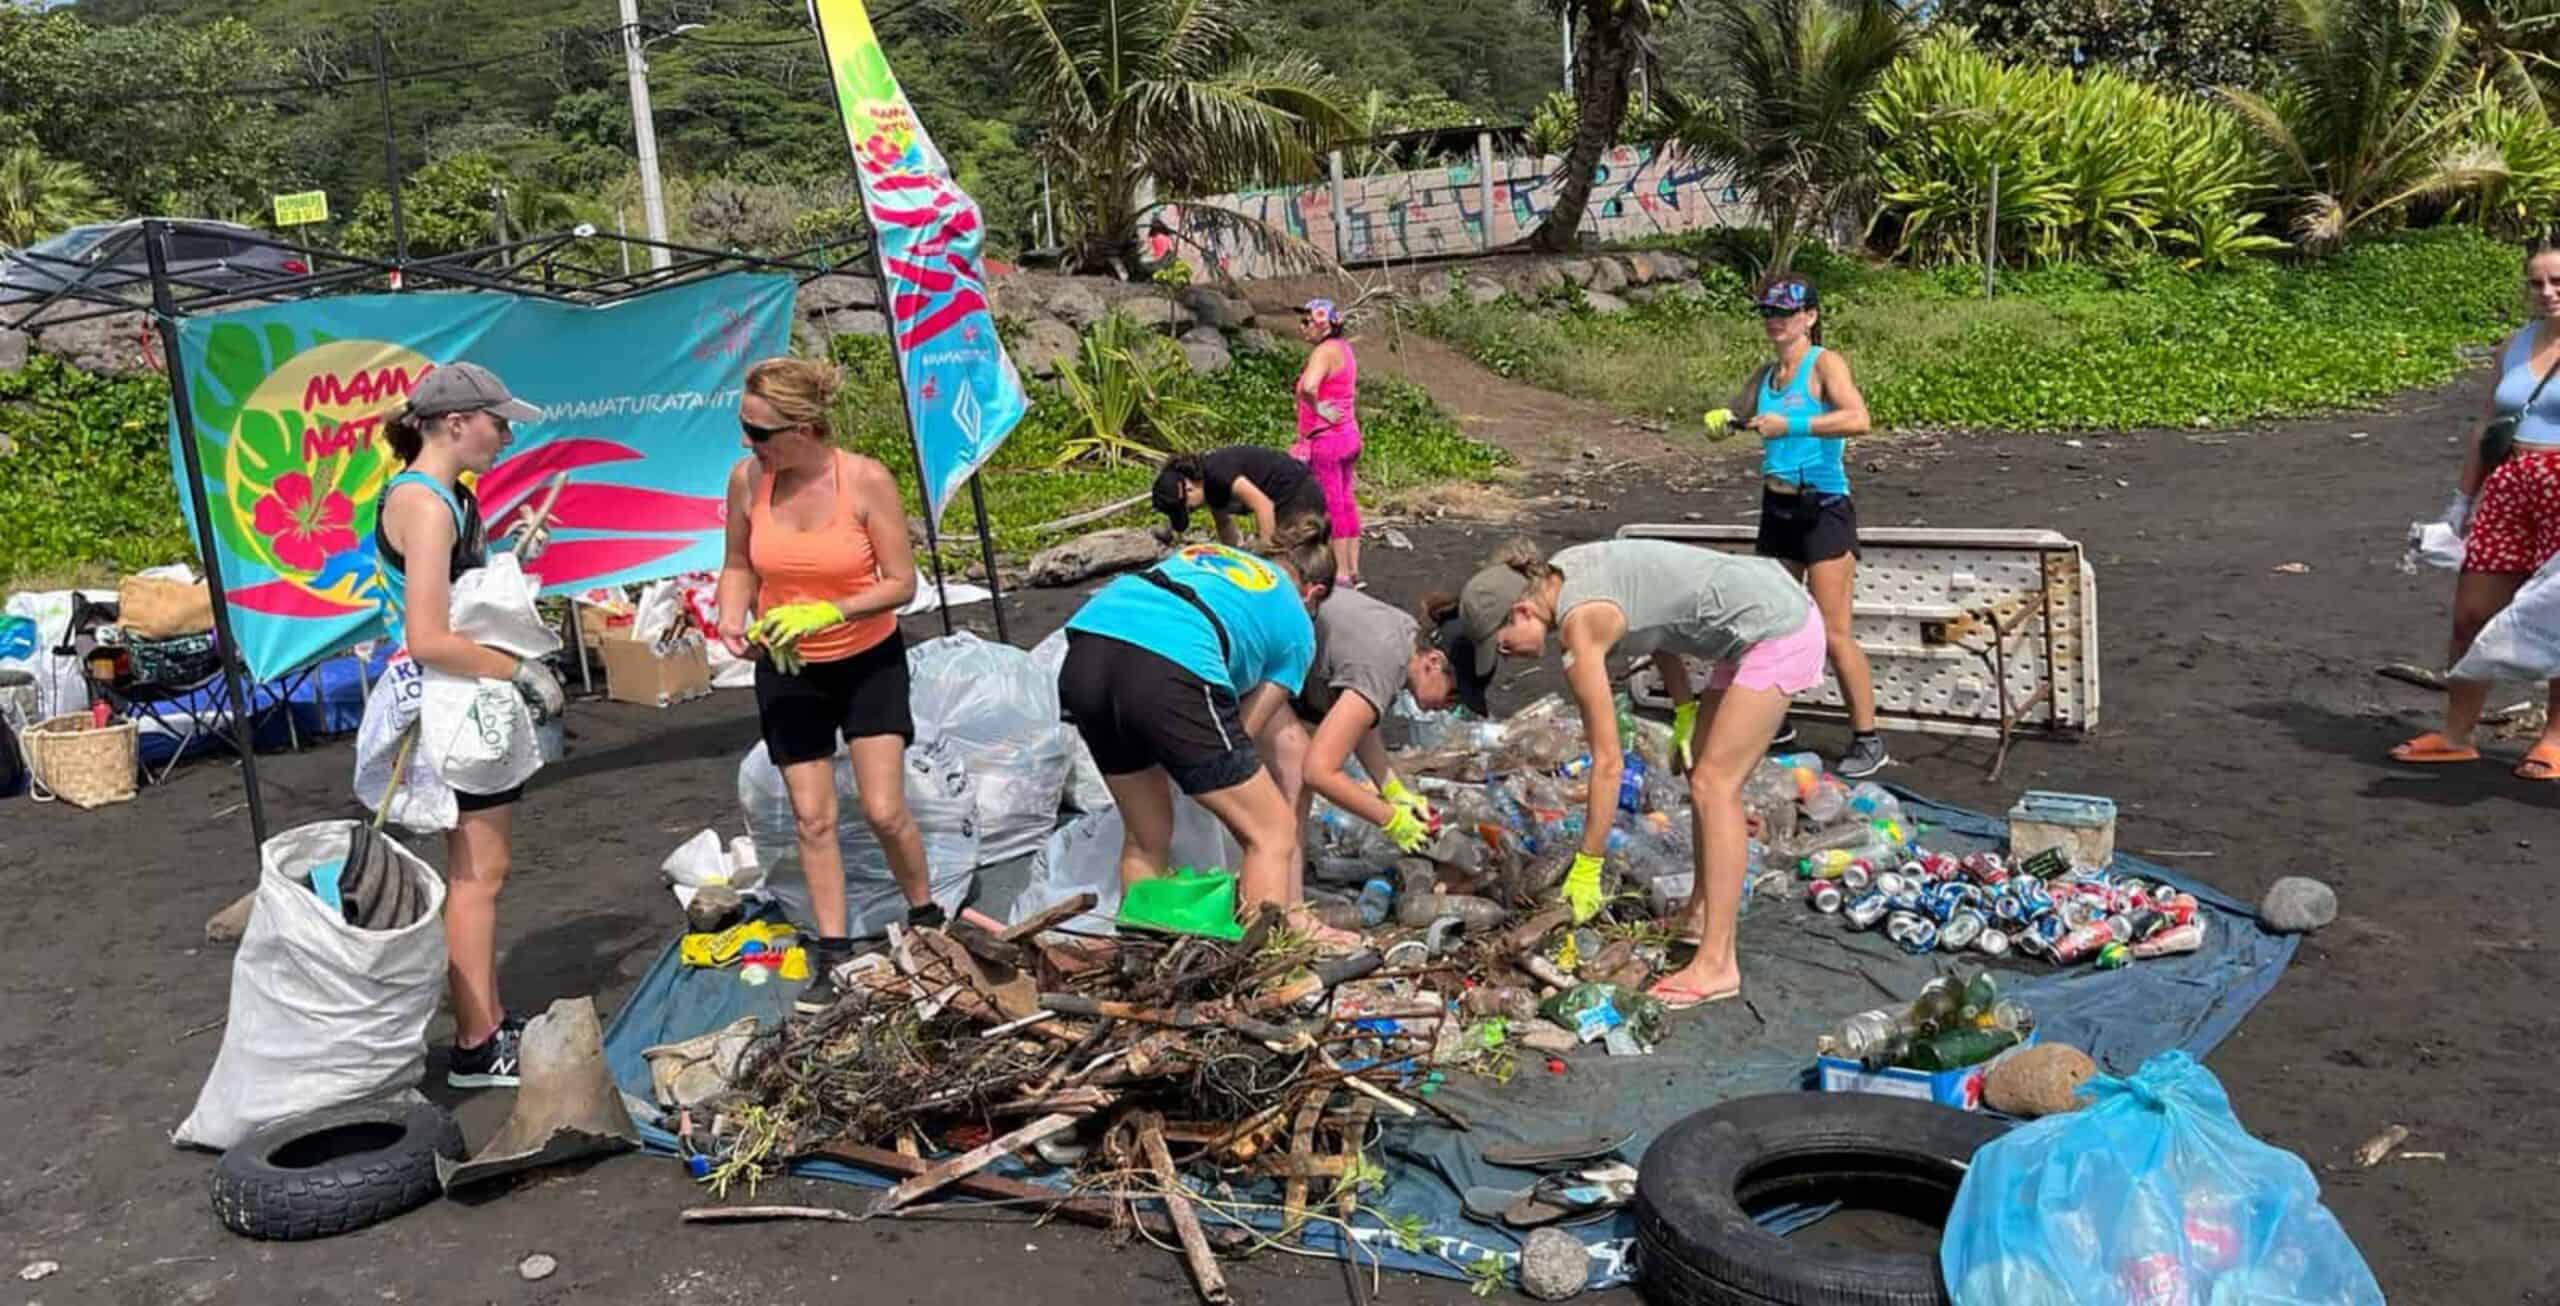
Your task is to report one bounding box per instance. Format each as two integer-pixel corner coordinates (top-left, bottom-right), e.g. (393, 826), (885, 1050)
(1412, 229), (2525, 432)
(827, 339), (1506, 560)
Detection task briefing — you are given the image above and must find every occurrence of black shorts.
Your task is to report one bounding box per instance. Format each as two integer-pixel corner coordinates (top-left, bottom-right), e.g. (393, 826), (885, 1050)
(455, 785), (521, 813)
(755, 631), (915, 766)
(1755, 487), (1860, 566)
(1056, 632), (1263, 796)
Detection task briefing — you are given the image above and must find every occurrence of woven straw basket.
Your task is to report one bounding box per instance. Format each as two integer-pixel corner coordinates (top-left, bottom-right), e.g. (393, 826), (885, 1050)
(24, 713), (139, 808)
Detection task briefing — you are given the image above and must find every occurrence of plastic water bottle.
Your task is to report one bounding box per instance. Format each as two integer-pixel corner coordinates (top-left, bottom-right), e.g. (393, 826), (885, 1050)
(1820, 1006), (1921, 1066)
(1846, 781), (1904, 827)
(1357, 878), (1396, 927)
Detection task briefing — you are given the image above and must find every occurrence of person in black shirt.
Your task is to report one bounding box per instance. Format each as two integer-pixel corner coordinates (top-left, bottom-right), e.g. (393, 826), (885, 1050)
(1151, 446), (1331, 547)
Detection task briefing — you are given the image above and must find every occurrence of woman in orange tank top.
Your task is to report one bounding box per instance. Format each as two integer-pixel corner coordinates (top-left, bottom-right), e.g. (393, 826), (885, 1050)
(714, 357), (932, 1015)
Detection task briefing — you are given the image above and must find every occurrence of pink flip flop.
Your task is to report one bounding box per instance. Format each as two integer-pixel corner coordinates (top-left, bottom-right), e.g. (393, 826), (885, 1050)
(1647, 979), (1741, 1012)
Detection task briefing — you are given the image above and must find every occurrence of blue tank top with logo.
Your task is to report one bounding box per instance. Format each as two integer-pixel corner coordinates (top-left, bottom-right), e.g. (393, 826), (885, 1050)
(1757, 345), (1850, 496)
(1066, 544), (1316, 695)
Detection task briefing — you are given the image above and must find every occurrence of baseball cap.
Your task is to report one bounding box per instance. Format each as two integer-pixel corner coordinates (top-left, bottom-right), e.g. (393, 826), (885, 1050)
(1150, 461), (1192, 534)
(402, 362), (543, 424)
(1456, 563), (1530, 679)
(1755, 277), (1818, 314)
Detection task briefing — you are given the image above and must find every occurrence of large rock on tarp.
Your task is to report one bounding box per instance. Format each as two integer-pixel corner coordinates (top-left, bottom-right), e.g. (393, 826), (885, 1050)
(1027, 527), (1164, 587)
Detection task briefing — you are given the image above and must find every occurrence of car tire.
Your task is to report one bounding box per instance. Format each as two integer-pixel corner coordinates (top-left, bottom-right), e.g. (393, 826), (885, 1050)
(1634, 1093), (2008, 1306)
(210, 1099), (464, 1241)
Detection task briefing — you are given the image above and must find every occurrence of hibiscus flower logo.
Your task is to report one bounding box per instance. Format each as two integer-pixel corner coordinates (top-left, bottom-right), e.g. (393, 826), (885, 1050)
(248, 471), (359, 572)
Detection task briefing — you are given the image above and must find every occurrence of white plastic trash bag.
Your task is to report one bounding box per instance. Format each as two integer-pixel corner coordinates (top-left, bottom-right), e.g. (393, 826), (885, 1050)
(1010, 799), (1243, 936)
(450, 553), (561, 660)
(737, 739), (981, 935)
(2452, 552), (2560, 684)
(908, 632), (1077, 861)
(1030, 629), (1115, 814)
(175, 821), (448, 1151)
(660, 829), (766, 910)
(2403, 520), (2466, 573)
(419, 669), (540, 795)
(353, 657), (456, 832)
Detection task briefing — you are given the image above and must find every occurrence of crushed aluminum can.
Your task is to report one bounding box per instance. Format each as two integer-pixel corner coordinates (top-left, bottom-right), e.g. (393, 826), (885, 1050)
(1975, 927), (2012, 958)
(1885, 911), (1940, 955)
(1940, 908), (1987, 951)
(1843, 890), (1890, 930)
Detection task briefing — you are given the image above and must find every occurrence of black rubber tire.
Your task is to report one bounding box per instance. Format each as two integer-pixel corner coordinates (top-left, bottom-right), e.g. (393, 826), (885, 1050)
(210, 1099), (464, 1241)
(1633, 1093), (2009, 1306)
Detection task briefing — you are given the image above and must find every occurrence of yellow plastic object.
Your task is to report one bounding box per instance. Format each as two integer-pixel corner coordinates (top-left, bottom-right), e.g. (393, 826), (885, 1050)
(679, 920), (799, 967)
(779, 946), (811, 982)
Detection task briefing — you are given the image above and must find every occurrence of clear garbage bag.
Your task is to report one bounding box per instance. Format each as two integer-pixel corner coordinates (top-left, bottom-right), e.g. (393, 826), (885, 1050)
(908, 632), (1077, 861)
(1941, 1051), (2384, 1306)
(1009, 798), (1243, 936)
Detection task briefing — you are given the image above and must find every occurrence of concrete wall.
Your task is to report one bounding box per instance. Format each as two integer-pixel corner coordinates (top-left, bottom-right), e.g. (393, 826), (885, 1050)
(1160, 141), (1747, 281)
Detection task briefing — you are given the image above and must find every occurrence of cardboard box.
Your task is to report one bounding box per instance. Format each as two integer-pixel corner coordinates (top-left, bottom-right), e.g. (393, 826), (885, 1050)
(2008, 790), (2117, 870)
(597, 631), (712, 708)
(1816, 1031), (2038, 1112)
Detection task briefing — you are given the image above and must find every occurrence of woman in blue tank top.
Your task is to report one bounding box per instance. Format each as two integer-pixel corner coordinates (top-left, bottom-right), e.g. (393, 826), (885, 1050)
(1736, 274), (1888, 778)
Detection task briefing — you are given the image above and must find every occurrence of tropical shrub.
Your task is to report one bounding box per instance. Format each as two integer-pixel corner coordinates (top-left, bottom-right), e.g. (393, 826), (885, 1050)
(1866, 33), (2285, 270)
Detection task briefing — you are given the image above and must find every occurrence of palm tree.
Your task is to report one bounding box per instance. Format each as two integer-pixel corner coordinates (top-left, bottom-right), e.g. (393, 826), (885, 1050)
(1661, 0), (1912, 273)
(963, 0), (1351, 276)
(1527, 0), (1662, 252)
(0, 147), (113, 249)
(2223, 0), (2497, 249)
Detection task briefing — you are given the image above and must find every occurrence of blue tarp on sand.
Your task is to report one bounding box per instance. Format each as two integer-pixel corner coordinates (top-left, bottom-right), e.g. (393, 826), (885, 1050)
(600, 793), (2296, 1291)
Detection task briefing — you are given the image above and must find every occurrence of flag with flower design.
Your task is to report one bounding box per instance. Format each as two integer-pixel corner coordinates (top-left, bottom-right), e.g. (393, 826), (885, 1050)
(810, 0), (1028, 526)
(167, 274), (796, 681)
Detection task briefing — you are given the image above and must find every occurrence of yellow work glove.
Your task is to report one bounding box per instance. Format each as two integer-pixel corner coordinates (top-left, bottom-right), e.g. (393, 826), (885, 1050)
(1670, 701), (1699, 773)
(1382, 804), (1432, 855)
(1702, 407), (1736, 441)
(1561, 852), (1606, 924)
(1381, 776), (1433, 824)
(748, 600), (845, 673)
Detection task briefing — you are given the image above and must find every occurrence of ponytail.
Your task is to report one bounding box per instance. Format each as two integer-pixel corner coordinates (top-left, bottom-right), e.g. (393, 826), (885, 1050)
(1260, 513), (1337, 593)
(1490, 536), (1553, 582)
(386, 409), (425, 464)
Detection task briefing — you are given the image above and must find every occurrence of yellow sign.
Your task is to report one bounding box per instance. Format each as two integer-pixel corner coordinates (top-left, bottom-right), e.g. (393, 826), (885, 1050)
(271, 190), (329, 227)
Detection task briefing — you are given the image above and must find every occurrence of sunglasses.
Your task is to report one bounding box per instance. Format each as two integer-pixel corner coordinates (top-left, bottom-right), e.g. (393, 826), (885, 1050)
(1756, 304), (1804, 319)
(741, 417), (798, 442)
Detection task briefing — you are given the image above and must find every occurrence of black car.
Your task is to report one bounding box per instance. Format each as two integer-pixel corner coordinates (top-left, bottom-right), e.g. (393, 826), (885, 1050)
(0, 219), (308, 305)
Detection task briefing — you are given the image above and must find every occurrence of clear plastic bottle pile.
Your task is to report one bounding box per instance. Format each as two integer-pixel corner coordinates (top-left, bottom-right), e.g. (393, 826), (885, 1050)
(1755, 753), (2210, 970)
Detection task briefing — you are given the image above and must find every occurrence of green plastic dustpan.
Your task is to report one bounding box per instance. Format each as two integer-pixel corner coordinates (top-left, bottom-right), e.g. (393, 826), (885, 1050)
(1118, 867), (1246, 941)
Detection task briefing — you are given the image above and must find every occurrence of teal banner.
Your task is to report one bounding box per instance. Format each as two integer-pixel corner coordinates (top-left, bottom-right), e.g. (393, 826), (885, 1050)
(168, 274), (797, 681)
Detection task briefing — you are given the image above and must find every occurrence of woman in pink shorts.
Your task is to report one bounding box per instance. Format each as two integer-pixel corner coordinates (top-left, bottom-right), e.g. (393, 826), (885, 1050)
(1291, 298), (1365, 587)
(1457, 537), (1820, 1011)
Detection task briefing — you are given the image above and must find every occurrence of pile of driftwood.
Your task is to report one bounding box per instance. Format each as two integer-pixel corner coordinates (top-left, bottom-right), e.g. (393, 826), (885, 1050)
(676, 881), (1664, 1303)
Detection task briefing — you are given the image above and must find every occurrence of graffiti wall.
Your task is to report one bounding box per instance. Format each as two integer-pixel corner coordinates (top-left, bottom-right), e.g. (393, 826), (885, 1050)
(1162, 143), (1745, 281)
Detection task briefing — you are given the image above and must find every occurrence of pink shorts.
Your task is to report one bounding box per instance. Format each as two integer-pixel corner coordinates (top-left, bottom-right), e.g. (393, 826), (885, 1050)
(1705, 607), (1826, 695)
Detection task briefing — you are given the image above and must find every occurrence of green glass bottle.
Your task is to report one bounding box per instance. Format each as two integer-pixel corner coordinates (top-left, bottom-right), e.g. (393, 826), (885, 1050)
(1902, 1026), (2020, 1072)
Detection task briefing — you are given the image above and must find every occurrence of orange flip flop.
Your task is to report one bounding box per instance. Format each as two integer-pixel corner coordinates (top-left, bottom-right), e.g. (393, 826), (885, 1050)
(1647, 979), (1740, 1012)
(2390, 731), (2480, 764)
(2516, 741), (2560, 781)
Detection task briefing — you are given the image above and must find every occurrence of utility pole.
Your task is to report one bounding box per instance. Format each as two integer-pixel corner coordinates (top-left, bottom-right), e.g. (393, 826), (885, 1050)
(1561, 7), (1574, 97)
(373, 16), (406, 273)
(620, 0), (673, 271)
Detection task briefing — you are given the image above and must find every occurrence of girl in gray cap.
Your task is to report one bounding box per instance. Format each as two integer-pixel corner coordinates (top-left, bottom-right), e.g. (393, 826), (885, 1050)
(375, 361), (564, 1089)
(1457, 537), (1821, 1010)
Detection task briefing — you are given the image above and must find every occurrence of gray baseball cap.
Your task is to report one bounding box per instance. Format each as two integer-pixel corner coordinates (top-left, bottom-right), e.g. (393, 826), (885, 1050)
(402, 361), (543, 424)
(1458, 563), (1530, 679)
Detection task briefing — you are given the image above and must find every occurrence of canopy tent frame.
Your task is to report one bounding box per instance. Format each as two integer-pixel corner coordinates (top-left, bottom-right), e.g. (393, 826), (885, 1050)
(5, 218), (1010, 855)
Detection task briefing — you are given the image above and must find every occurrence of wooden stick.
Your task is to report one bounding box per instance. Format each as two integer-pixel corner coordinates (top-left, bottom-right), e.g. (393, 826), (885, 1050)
(997, 893), (1100, 943)
(865, 1112), (1084, 1216)
(815, 1141), (1246, 1249)
(682, 1204), (857, 1225)
(1029, 492), (1149, 536)
(1135, 1113), (1232, 1306)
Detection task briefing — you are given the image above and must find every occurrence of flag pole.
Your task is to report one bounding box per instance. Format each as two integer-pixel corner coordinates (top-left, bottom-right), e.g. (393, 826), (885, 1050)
(866, 254), (956, 635)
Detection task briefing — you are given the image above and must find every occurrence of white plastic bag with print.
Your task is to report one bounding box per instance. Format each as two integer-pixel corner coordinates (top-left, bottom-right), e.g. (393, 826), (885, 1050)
(417, 553), (560, 796)
(907, 632), (1077, 863)
(2451, 551), (2560, 683)
(352, 657), (455, 832)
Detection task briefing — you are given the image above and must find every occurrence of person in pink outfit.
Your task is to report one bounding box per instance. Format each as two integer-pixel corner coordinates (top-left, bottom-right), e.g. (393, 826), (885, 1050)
(1291, 298), (1365, 588)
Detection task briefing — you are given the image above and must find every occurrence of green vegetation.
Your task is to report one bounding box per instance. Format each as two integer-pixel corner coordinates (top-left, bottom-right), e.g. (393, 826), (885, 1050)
(1413, 228), (2525, 431)
(0, 359), (194, 589)
(824, 337), (1505, 558)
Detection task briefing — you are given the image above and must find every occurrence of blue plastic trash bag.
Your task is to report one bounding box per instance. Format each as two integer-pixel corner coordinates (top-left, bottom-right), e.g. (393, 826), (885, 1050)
(1941, 1051), (2384, 1305)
